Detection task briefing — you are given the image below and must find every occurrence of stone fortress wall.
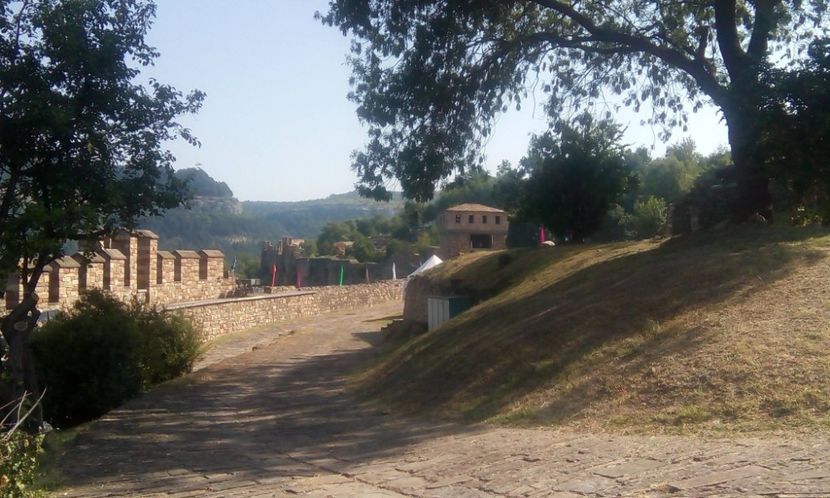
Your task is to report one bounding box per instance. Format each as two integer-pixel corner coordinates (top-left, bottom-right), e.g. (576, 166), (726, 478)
(4, 230), (405, 341)
(4, 229), (237, 312)
(169, 280), (404, 340)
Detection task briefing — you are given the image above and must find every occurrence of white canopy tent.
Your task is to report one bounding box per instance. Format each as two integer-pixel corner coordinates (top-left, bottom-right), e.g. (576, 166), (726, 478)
(409, 254), (443, 277)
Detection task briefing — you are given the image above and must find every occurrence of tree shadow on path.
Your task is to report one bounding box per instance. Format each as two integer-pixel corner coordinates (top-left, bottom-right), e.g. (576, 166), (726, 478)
(57, 306), (478, 495)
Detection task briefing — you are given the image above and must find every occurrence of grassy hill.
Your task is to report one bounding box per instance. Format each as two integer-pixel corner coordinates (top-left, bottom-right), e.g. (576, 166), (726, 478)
(359, 226), (830, 434)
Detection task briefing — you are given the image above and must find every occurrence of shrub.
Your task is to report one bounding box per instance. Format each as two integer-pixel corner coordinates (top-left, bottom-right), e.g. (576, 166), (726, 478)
(136, 310), (202, 388)
(30, 290), (204, 428)
(0, 430), (42, 498)
(632, 196), (669, 238)
(1, 395), (44, 498)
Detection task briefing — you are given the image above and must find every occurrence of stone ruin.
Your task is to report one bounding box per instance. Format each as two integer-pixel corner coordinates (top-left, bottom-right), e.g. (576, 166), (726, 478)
(259, 236), (418, 288)
(4, 229), (236, 311)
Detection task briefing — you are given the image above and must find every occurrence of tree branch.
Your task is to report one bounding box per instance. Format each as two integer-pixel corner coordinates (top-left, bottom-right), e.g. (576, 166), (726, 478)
(521, 1), (726, 103)
(747, 0), (779, 60)
(714, 0), (750, 81)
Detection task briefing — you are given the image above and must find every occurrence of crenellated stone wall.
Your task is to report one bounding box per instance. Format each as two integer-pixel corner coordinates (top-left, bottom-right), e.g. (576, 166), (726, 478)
(174, 250), (200, 283)
(157, 251), (175, 285)
(167, 280), (404, 340)
(49, 257), (80, 309)
(3, 229), (235, 311)
(74, 253), (105, 291)
(136, 230), (158, 291)
(109, 230), (139, 291)
(4, 269), (49, 310)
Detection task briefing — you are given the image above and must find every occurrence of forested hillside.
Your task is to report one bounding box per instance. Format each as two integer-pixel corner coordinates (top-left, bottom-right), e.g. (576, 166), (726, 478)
(139, 169), (403, 257)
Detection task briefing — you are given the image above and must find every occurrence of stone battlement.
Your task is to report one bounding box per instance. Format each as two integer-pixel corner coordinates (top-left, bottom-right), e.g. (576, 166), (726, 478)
(4, 229), (236, 311)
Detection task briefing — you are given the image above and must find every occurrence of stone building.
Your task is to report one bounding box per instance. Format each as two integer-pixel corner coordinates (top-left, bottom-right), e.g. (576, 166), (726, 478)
(436, 203), (509, 259)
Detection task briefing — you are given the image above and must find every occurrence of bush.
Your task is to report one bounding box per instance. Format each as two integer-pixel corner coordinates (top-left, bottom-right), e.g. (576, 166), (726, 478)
(1, 395), (44, 498)
(137, 311), (202, 388)
(0, 430), (42, 498)
(30, 290), (204, 428)
(632, 196), (668, 238)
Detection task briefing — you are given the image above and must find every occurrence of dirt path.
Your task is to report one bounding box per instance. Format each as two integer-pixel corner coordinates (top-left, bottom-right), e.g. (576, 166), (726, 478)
(55, 301), (830, 497)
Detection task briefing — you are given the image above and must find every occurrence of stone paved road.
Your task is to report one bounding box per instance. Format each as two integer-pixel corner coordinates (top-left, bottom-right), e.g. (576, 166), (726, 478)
(56, 301), (830, 497)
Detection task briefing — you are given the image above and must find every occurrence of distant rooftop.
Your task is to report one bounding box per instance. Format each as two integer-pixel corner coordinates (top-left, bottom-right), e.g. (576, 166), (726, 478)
(443, 203), (505, 213)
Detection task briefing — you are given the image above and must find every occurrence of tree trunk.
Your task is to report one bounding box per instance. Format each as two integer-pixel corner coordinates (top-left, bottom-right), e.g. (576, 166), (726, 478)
(1, 287), (43, 432)
(724, 102), (773, 223)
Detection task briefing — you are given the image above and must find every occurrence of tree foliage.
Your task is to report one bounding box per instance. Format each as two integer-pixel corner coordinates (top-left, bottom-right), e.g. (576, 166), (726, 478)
(322, 0), (829, 220)
(761, 38), (830, 219)
(31, 290), (203, 428)
(0, 0), (202, 428)
(519, 117), (637, 242)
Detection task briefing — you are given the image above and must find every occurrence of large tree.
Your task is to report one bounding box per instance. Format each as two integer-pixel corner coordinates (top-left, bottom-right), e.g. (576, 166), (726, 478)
(321, 0), (829, 220)
(0, 0), (203, 427)
(520, 117), (637, 242)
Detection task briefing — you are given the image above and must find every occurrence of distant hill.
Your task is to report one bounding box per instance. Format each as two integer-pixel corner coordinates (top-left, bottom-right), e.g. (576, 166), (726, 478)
(139, 171), (403, 257)
(176, 167), (234, 198)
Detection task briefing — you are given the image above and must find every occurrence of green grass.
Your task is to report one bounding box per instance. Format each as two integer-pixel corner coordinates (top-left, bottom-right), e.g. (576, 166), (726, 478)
(32, 424), (88, 493)
(353, 225), (830, 435)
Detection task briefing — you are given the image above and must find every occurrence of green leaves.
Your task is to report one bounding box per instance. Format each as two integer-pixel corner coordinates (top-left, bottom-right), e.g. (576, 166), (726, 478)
(519, 116), (638, 242)
(0, 0), (203, 277)
(323, 0), (829, 207)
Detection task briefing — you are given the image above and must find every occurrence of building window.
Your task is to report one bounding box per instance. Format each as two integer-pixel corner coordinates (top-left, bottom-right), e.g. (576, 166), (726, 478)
(482, 215), (488, 224)
(455, 214), (461, 223)
(495, 215), (501, 225)
(468, 214), (474, 223)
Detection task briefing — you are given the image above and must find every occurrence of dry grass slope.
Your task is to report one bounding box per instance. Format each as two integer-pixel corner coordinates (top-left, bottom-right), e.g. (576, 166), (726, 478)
(357, 226), (830, 434)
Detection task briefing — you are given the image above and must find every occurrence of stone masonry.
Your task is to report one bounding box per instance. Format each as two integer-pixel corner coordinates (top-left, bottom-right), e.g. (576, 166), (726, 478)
(49, 256), (81, 309)
(156, 250), (175, 285)
(136, 230), (158, 291)
(168, 280), (404, 340)
(174, 250), (200, 283)
(437, 203), (509, 259)
(73, 253), (105, 291)
(109, 230), (139, 291)
(3, 230), (235, 312)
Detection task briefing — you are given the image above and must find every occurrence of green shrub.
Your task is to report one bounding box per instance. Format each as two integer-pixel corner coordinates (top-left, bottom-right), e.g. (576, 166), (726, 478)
(136, 311), (202, 388)
(30, 290), (204, 428)
(632, 196), (668, 238)
(0, 430), (42, 498)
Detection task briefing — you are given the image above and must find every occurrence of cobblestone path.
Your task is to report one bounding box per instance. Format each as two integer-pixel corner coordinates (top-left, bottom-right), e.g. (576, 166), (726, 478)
(56, 301), (830, 497)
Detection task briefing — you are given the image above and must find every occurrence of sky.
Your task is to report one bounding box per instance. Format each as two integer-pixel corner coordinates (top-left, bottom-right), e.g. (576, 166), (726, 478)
(145, 0), (729, 202)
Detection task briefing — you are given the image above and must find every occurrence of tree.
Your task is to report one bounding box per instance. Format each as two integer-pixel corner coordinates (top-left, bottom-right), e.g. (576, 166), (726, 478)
(760, 38), (830, 220)
(0, 0), (203, 428)
(321, 0), (829, 220)
(638, 139), (705, 202)
(519, 117), (637, 242)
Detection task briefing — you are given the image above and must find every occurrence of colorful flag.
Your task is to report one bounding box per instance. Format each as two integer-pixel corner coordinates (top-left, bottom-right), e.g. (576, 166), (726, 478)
(339, 264), (345, 286)
(230, 256), (237, 273)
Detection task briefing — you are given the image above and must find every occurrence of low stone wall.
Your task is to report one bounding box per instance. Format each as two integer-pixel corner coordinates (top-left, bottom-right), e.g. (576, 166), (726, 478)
(403, 276), (431, 325)
(166, 280), (404, 340)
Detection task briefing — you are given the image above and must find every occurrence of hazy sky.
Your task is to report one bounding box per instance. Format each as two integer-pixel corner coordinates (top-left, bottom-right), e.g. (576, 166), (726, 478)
(146, 0), (729, 202)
